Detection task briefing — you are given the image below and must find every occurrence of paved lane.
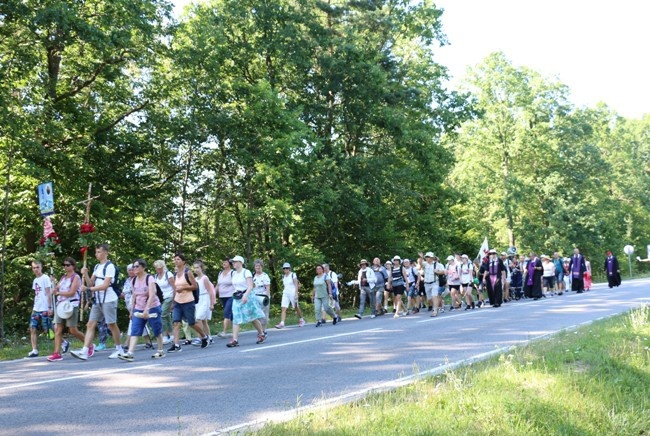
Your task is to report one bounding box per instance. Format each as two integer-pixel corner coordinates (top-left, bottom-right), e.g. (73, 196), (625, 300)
(1, 279), (647, 435)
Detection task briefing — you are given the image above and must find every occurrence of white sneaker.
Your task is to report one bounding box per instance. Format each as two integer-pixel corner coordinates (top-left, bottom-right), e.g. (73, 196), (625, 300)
(162, 335), (172, 345)
(298, 319), (305, 327)
(217, 331), (228, 338)
(108, 350), (122, 359)
(70, 350), (88, 361)
(370, 314), (376, 319)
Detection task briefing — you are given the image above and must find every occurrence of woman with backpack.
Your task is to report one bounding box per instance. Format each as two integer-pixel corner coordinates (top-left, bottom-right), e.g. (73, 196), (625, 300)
(154, 260), (175, 345)
(275, 262), (305, 329)
(215, 258), (236, 338)
(193, 260), (216, 345)
(118, 258), (164, 361)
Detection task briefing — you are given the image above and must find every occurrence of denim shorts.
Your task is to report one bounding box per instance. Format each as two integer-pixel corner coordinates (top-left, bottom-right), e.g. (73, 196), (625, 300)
(219, 297), (233, 320)
(30, 311), (51, 330)
(407, 283), (417, 298)
(131, 306), (163, 337)
(172, 301), (196, 326)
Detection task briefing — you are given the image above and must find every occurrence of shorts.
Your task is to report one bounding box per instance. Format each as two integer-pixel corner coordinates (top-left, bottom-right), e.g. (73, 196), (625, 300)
(281, 292), (299, 309)
(30, 311), (52, 330)
(54, 306), (80, 327)
(543, 276), (556, 288)
(172, 301), (196, 326)
(220, 297), (233, 320)
(556, 271), (564, 282)
(437, 285), (446, 296)
(424, 282), (437, 299)
(392, 284), (405, 296)
(407, 282), (417, 298)
(374, 285), (385, 305)
(418, 282), (426, 297)
(448, 284), (461, 292)
(130, 306), (163, 337)
(89, 300), (118, 324)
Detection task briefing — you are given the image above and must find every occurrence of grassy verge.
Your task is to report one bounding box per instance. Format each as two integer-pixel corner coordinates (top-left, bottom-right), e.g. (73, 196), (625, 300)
(254, 305), (650, 435)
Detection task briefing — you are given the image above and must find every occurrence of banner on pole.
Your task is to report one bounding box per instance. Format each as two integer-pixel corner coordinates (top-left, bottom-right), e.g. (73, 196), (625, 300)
(37, 182), (55, 216)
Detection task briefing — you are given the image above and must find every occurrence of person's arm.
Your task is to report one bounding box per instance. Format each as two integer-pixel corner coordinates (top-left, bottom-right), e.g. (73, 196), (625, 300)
(326, 277), (332, 296)
(241, 272), (254, 303)
(293, 274), (300, 298)
(206, 277), (216, 308)
(143, 277), (156, 317)
(45, 281), (53, 315)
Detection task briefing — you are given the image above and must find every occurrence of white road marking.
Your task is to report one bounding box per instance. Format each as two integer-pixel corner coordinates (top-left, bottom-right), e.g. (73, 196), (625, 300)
(0, 363), (162, 391)
(239, 328), (383, 353)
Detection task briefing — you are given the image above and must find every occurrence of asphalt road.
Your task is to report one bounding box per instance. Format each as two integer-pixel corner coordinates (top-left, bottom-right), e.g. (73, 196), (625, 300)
(1, 278), (648, 435)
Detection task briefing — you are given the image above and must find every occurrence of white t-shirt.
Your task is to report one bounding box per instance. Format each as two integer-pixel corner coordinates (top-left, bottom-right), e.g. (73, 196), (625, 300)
(155, 270), (174, 299)
(253, 272), (271, 295)
(232, 269), (253, 292)
(542, 262), (555, 277)
(326, 271), (339, 290)
(422, 262), (437, 283)
(32, 274), (52, 312)
(282, 272), (298, 294)
(460, 262), (473, 284)
(93, 261), (117, 303)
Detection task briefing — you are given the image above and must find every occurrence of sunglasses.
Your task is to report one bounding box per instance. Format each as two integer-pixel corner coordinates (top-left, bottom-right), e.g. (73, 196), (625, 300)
(63, 263), (72, 267)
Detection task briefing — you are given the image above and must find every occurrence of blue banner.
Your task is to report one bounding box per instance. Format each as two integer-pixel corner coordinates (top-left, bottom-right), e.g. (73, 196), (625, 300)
(37, 182), (55, 216)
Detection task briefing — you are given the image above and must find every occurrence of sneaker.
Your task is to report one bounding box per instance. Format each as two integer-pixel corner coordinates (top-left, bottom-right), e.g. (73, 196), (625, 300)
(201, 336), (208, 348)
(256, 334), (265, 344)
(412, 308), (419, 314)
(144, 343), (154, 350)
(427, 306), (433, 312)
(336, 316), (342, 323)
(108, 349), (122, 359)
(315, 321), (322, 327)
(275, 323), (285, 329)
(88, 344), (95, 358)
(61, 340), (70, 354)
(354, 314), (362, 319)
(393, 313), (400, 319)
(370, 314), (376, 319)
(95, 343), (106, 351)
(400, 311), (408, 316)
(439, 307), (445, 313)
(384, 306), (389, 313)
(226, 340), (239, 348)
(477, 301), (483, 308)
(168, 344), (182, 353)
(333, 316), (338, 325)
(117, 352), (134, 362)
(191, 338), (202, 346)
(430, 310), (438, 317)
(320, 319), (327, 324)
(162, 335), (172, 345)
(70, 349), (88, 361)
(152, 351), (165, 359)
(298, 319), (305, 327)
(27, 350), (39, 358)
(183, 339), (192, 345)
(217, 331), (228, 338)
(47, 352), (63, 362)
(209, 337), (214, 345)
(262, 331), (267, 338)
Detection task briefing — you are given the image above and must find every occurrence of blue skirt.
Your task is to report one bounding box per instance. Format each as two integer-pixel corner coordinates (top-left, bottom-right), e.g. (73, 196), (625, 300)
(232, 294), (265, 325)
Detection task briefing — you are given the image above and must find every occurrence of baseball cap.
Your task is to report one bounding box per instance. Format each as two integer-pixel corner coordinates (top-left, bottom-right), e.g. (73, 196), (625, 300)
(231, 255), (245, 264)
(425, 252), (434, 258)
(282, 262), (291, 269)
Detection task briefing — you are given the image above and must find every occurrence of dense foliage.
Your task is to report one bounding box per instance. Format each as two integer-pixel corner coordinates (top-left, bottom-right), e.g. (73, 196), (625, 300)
(1, 0), (648, 336)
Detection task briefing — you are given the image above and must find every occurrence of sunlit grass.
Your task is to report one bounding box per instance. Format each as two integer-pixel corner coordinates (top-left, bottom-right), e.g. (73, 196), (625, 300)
(254, 305), (650, 435)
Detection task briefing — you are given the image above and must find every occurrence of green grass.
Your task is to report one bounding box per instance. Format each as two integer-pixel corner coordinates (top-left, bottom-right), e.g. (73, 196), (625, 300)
(253, 305), (650, 435)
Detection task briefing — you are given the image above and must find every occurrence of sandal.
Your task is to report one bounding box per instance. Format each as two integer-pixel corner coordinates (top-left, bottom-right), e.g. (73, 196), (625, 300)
(226, 340), (239, 348)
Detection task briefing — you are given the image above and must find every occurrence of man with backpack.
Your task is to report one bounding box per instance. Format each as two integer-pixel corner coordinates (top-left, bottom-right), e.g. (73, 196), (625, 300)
(71, 243), (124, 360)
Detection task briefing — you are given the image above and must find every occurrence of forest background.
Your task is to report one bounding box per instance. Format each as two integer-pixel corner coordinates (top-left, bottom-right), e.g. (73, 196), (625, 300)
(1, 0), (649, 337)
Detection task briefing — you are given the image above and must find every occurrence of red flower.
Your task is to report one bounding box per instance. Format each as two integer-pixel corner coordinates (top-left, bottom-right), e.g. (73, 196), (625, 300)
(39, 236), (46, 246)
(80, 246), (88, 255)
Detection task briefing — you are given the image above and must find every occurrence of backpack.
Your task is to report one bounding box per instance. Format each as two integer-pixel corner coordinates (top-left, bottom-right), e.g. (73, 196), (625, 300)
(131, 275), (164, 305)
(185, 268), (199, 304)
(96, 261), (123, 302)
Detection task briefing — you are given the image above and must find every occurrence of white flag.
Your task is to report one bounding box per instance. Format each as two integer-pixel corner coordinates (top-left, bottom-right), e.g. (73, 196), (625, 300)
(476, 237), (489, 263)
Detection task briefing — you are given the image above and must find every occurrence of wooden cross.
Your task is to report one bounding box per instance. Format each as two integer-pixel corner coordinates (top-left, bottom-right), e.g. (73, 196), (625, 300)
(76, 183), (99, 224)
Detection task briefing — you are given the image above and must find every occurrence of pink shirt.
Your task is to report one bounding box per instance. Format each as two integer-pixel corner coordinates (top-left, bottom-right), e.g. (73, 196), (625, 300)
(132, 276), (161, 310)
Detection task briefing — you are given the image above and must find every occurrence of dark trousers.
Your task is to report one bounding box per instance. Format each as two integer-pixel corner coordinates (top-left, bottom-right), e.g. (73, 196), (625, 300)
(486, 278), (503, 306)
(571, 277), (584, 292)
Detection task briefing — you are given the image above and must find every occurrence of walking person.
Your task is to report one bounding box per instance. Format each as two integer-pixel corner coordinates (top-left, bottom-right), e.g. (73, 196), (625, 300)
(482, 249), (507, 307)
(552, 252), (565, 295)
(154, 260), (175, 344)
(312, 265), (338, 327)
(541, 255), (556, 296)
(215, 258), (236, 338)
(372, 258), (389, 316)
(252, 259), (271, 335)
(226, 256), (266, 347)
(387, 256), (409, 318)
(583, 256), (593, 291)
(523, 252), (544, 300)
(604, 251), (622, 288)
(193, 260), (216, 345)
(48, 258), (86, 361)
(569, 248), (587, 293)
(72, 244), (123, 360)
(28, 260), (53, 358)
(167, 253), (208, 352)
(275, 263), (305, 329)
(118, 259), (165, 361)
(459, 254), (475, 310)
(446, 256), (462, 310)
(323, 264), (342, 322)
(354, 259), (377, 319)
